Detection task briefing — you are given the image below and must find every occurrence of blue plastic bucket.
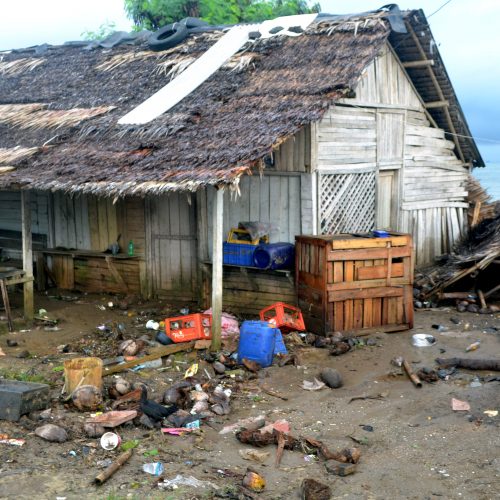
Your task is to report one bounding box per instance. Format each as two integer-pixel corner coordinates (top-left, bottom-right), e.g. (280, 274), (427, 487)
(253, 243), (295, 270)
(238, 320), (279, 368)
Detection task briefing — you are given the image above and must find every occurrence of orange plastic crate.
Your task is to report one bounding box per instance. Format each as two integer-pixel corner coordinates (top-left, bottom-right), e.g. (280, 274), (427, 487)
(165, 313), (212, 343)
(259, 302), (305, 333)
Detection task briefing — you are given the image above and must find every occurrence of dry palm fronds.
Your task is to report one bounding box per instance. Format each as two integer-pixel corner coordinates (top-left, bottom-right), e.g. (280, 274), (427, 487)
(223, 54), (256, 72)
(0, 104), (115, 130)
(0, 146), (40, 164)
(155, 57), (195, 79)
(95, 51), (157, 72)
(0, 57), (45, 75)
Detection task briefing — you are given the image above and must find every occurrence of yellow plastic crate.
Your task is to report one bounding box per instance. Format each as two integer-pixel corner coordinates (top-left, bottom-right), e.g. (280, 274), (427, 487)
(227, 228), (269, 245)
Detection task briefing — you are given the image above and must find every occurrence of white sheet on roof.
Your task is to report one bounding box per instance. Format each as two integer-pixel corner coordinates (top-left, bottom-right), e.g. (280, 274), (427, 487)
(118, 14), (318, 126)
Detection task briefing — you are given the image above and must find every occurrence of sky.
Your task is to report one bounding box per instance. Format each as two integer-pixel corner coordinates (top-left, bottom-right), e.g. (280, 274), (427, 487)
(0, 0), (499, 164)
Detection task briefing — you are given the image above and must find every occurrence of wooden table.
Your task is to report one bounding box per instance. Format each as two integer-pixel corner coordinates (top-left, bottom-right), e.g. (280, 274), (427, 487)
(0, 267), (32, 332)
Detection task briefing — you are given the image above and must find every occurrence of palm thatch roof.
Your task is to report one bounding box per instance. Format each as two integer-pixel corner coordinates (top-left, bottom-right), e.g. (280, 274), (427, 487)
(0, 9), (482, 197)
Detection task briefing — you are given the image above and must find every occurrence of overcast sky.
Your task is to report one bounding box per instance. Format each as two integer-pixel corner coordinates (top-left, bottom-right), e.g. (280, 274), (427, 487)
(0, 0), (498, 162)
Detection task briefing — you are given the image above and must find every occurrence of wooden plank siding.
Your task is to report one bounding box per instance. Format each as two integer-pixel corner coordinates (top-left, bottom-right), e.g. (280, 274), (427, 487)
(315, 42), (469, 267)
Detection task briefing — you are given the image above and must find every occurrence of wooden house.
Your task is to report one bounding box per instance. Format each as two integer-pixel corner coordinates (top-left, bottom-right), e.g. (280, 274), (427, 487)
(0, 8), (483, 331)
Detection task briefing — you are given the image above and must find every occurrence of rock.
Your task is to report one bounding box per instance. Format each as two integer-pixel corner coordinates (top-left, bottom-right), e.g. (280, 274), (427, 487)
(450, 316), (461, 325)
(457, 303), (467, 313)
(325, 460), (357, 476)
(467, 304), (480, 313)
(72, 385), (102, 411)
(6, 339), (18, 347)
(414, 300), (423, 309)
(16, 350), (30, 359)
(301, 478), (331, 500)
(319, 368), (343, 389)
(35, 424), (68, 443)
(114, 377), (131, 395)
(366, 338), (377, 346)
(119, 339), (144, 356)
(84, 422), (105, 437)
(139, 414), (156, 429)
(213, 361), (226, 374)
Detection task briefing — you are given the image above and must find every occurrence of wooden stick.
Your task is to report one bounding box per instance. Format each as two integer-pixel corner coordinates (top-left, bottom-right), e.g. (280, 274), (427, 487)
(0, 279), (14, 332)
(94, 449), (133, 485)
(402, 359), (422, 388)
(103, 341), (195, 375)
(438, 292), (477, 300)
(261, 384), (288, 401)
(275, 431), (286, 467)
(478, 290), (487, 310)
(471, 201), (482, 227)
(484, 283), (500, 299)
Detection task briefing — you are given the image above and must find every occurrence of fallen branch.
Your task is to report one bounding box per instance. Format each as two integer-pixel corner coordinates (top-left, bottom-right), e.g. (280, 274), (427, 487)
(402, 359), (422, 388)
(94, 449), (133, 485)
(436, 358), (500, 371)
(260, 384), (288, 401)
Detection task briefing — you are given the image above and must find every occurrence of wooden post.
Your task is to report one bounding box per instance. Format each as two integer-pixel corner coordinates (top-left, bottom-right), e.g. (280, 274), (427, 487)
(21, 190), (34, 320)
(211, 187), (224, 351)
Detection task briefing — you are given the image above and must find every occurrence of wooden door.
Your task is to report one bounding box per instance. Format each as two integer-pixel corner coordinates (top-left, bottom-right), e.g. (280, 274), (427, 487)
(147, 193), (197, 301)
(376, 170), (399, 230)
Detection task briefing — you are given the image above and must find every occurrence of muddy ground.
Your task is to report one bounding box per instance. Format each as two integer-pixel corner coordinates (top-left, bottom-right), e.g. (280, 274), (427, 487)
(0, 289), (499, 500)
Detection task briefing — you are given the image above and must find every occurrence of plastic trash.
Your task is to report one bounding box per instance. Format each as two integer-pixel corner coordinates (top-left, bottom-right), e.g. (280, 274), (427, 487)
(100, 432), (121, 450)
(146, 320), (160, 330)
(143, 462), (164, 476)
(131, 358), (162, 371)
(412, 334), (436, 347)
(465, 341), (480, 352)
(158, 474), (217, 490)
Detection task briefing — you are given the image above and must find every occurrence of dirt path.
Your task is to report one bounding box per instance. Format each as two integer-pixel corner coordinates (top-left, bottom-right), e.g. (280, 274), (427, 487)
(0, 290), (499, 499)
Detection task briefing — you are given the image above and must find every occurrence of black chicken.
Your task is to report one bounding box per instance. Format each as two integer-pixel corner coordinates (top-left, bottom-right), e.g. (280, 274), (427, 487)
(140, 386), (178, 421)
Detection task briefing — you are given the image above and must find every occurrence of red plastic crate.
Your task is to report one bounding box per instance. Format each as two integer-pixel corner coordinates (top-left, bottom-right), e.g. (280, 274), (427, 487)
(259, 302), (305, 333)
(165, 313), (212, 343)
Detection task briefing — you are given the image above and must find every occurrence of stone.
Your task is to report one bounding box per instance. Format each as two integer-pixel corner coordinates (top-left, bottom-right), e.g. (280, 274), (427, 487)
(319, 368), (343, 389)
(325, 459), (357, 476)
(35, 424), (68, 443)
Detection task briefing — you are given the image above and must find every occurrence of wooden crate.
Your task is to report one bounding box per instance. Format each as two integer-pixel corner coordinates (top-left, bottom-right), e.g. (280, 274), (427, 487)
(296, 233), (414, 336)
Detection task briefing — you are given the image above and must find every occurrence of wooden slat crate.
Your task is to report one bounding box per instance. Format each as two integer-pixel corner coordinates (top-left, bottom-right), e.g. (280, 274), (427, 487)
(296, 233), (414, 336)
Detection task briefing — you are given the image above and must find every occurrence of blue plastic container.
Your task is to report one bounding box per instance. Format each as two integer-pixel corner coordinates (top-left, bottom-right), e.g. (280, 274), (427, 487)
(253, 243), (295, 270)
(274, 330), (288, 355)
(238, 320), (278, 368)
(223, 242), (256, 266)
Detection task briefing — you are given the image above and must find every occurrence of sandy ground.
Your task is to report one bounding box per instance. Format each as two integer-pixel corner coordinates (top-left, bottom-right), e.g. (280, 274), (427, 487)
(0, 289), (499, 500)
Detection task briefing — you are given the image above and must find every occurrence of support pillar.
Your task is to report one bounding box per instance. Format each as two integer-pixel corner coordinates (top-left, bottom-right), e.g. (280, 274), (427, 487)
(21, 190), (34, 320)
(211, 187), (224, 351)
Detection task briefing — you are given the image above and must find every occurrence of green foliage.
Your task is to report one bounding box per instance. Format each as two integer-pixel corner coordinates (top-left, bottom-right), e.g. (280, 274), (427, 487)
(81, 20), (117, 40)
(124, 0), (321, 30)
(0, 368), (49, 385)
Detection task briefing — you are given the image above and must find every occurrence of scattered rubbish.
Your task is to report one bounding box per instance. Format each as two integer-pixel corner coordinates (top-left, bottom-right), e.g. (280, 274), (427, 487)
(304, 454), (317, 462)
(451, 398), (471, 411)
(302, 378), (326, 391)
(239, 449), (270, 463)
(213, 361), (226, 374)
(140, 386), (177, 421)
(260, 384), (288, 401)
(436, 358), (500, 371)
(319, 368), (343, 389)
(416, 368), (439, 383)
(132, 358), (162, 371)
(158, 474), (218, 490)
(325, 459), (357, 476)
(119, 339), (144, 356)
(204, 309), (239, 338)
(412, 334), (436, 347)
(63, 357), (103, 394)
(142, 462), (164, 476)
(242, 469), (266, 492)
(437, 367), (456, 380)
(44, 326), (61, 332)
(465, 341), (481, 352)
(184, 363), (199, 378)
(72, 385), (103, 411)
(0, 379), (50, 421)
(166, 313), (211, 342)
(100, 432), (121, 450)
(431, 324), (447, 332)
(95, 449), (133, 485)
(35, 424), (68, 443)
(219, 415), (266, 435)
(0, 434), (25, 446)
(391, 356), (404, 367)
(484, 410), (498, 417)
(86, 410), (137, 428)
(301, 478), (331, 500)
(145, 320), (160, 330)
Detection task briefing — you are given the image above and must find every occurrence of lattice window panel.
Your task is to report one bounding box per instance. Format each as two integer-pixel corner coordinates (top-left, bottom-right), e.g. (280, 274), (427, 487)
(319, 172), (376, 234)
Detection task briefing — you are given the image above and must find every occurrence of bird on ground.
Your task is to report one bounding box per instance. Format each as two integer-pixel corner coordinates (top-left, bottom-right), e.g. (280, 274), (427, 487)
(140, 386), (178, 421)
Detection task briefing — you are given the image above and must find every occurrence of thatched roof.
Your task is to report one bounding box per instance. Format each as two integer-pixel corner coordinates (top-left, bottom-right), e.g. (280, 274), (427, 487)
(0, 9), (482, 196)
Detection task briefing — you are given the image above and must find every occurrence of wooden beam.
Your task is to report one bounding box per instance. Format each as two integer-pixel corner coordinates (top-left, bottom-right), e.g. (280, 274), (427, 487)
(402, 59), (434, 68)
(424, 100), (449, 109)
(211, 187), (224, 351)
(21, 190), (34, 320)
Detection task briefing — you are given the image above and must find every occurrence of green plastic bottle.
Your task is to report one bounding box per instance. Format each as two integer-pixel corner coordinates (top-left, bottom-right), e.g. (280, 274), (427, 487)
(128, 240), (134, 257)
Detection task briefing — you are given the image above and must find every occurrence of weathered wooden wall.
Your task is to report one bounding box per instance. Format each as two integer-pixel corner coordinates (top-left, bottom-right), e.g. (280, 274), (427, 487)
(272, 125), (311, 172)
(314, 43), (469, 266)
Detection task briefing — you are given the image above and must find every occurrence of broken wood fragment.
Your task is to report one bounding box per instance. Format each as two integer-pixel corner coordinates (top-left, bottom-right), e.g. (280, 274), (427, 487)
(260, 384), (288, 401)
(103, 342), (195, 375)
(94, 449), (132, 485)
(402, 358), (422, 388)
(275, 431), (286, 467)
(436, 358), (500, 371)
(325, 459), (357, 476)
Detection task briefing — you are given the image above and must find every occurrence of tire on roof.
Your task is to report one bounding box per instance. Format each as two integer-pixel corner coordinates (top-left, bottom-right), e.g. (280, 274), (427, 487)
(148, 22), (189, 51)
(180, 17), (209, 29)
